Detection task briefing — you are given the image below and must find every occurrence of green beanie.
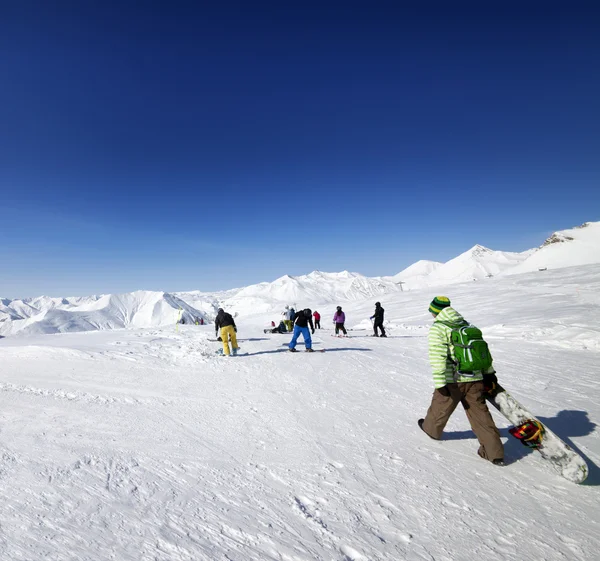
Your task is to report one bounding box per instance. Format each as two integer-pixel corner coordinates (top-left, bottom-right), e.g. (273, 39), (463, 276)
(429, 296), (451, 315)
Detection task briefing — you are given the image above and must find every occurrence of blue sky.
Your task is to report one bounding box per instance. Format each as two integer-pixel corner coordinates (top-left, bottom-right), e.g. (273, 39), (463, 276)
(1, 1), (599, 298)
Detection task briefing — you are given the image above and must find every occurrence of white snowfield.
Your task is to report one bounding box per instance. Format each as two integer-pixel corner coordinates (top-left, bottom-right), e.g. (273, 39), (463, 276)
(1, 264), (599, 561)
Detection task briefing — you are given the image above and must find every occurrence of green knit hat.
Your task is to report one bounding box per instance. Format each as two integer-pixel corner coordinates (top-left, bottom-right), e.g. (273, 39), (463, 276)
(429, 296), (451, 315)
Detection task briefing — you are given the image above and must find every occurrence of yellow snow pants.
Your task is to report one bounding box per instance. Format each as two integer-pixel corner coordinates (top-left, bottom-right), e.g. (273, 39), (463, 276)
(220, 325), (238, 356)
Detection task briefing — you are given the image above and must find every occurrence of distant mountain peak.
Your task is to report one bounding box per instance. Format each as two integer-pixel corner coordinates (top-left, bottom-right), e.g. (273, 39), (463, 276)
(466, 244), (493, 256)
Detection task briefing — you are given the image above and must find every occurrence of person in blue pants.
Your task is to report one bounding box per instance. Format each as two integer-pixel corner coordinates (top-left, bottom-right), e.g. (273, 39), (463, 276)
(289, 308), (315, 352)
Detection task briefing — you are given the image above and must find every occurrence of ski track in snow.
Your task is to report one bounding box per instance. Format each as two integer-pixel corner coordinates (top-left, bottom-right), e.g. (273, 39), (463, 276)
(1, 267), (600, 560)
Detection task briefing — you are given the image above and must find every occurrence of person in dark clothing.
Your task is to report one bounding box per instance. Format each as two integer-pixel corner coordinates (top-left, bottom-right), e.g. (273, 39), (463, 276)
(265, 321), (287, 334)
(289, 308), (315, 352)
(214, 308), (239, 356)
(370, 302), (387, 337)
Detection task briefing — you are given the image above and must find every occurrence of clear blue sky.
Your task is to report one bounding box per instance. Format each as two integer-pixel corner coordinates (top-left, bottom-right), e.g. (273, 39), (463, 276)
(1, 1), (599, 298)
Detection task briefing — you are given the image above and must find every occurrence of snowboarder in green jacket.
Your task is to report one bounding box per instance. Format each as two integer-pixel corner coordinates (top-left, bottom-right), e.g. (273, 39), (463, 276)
(418, 296), (504, 465)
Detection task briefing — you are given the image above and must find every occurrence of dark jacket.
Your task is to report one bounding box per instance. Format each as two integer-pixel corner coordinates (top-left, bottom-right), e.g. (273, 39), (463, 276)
(215, 310), (236, 333)
(293, 311), (314, 330)
(372, 305), (384, 322)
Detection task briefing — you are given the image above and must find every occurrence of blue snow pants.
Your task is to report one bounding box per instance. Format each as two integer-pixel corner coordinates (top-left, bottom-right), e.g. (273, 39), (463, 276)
(289, 325), (312, 350)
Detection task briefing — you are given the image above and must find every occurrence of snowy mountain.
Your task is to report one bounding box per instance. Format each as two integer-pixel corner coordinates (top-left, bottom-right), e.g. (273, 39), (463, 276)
(0, 291), (206, 337)
(501, 221), (600, 276)
(421, 244), (533, 286)
(390, 259), (443, 284)
(1, 221), (599, 337)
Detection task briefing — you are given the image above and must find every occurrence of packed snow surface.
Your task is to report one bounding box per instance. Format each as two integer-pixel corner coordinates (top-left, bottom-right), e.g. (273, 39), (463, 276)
(1, 264), (599, 560)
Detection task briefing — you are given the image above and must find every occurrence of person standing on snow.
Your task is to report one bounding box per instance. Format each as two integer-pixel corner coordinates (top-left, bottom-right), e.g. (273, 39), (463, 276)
(370, 302), (387, 337)
(215, 308), (239, 356)
(333, 306), (347, 336)
(418, 296), (504, 465)
(289, 308), (315, 352)
(282, 306), (291, 332)
(313, 310), (321, 329)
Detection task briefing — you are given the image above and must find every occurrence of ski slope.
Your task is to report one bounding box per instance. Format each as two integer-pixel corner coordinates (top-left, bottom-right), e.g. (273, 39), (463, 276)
(1, 264), (599, 561)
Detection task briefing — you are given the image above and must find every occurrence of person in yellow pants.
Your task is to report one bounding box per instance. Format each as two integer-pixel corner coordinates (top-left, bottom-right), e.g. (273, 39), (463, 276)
(214, 308), (239, 356)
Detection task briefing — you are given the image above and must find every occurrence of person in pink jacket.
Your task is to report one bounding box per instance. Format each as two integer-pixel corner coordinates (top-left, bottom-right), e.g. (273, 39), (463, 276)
(333, 306), (347, 336)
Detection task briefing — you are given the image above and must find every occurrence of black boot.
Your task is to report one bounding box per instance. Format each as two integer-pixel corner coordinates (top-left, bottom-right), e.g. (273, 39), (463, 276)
(418, 419), (439, 440)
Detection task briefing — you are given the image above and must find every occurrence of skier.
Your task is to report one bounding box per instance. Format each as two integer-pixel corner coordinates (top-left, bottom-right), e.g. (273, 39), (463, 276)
(214, 308), (239, 356)
(333, 306), (347, 336)
(418, 296), (504, 465)
(289, 306), (296, 331)
(370, 302), (386, 337)
(289, 308), (315, 352)
(313, 310), (321, 329)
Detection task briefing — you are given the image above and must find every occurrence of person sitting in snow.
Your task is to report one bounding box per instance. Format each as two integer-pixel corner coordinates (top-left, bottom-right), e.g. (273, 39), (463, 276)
(333, 306), (347, 336)
(214, 308), (239, 356)
(289, 309), (315, 352)
(418, 296), (504, 465)
(265, 320), (288, 334)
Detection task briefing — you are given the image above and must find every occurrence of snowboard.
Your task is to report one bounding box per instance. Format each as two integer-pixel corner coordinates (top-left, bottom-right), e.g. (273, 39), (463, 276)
(485, 382), (588, 484)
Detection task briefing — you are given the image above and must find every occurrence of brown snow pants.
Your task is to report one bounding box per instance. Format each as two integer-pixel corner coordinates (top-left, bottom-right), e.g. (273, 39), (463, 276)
(422, 381), (504, 462)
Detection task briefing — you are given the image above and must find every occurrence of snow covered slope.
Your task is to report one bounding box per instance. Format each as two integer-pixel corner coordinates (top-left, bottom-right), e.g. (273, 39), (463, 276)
(2, 221), (598, 337)
(423, 245), (533, 285)
(0, 291), (206, 337)
(236, 271), (401, 302)
(1, 264), (599, 561)
(218, 270), (403, 316)
(503, 221), (600, 275)
(390, 259), (443, 284)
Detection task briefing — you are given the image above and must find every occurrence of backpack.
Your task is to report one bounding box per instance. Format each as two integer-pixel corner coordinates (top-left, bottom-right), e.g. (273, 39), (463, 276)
(440, 321), (493, 375)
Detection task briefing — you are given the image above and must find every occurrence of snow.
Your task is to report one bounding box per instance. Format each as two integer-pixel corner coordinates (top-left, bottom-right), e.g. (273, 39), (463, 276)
(1, 263), (599, 560)
(2, 222), (599, 338)
(0, 291), (206, 337)
(502, 221), (600, 275)
(390, 259), (443, 281)
(400, 245), (533, 289)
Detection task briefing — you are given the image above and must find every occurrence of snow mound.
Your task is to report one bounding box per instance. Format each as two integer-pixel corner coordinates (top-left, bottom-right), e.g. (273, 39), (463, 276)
(502, 222), (600, 275)
(0, 291), (206, 337)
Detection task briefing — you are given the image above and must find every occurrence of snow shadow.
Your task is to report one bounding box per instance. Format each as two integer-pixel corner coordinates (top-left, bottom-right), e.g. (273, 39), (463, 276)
(238, 338), (269, 342)
(246, 349), (291, 356)
(443, 409), (599, 482)
(538, 410), (599, 486)
(248, 347), (373, 356)
(443, 428), (536, 465)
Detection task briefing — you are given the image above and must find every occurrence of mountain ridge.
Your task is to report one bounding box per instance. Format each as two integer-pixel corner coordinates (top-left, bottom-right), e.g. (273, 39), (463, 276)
(2, 221), (598, 336)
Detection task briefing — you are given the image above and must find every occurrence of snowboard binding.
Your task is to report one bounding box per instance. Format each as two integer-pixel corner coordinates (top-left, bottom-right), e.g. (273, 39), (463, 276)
(509, 420), (545, 449)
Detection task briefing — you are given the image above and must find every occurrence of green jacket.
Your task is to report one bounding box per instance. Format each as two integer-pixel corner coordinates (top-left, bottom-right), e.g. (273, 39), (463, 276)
(428, 307), (493, 388)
